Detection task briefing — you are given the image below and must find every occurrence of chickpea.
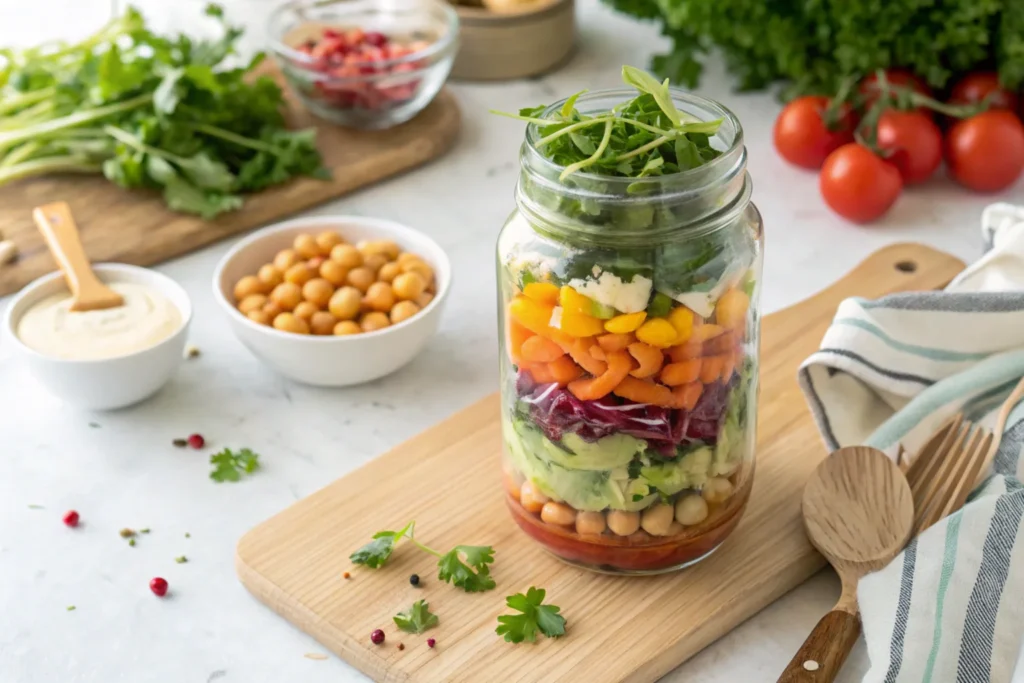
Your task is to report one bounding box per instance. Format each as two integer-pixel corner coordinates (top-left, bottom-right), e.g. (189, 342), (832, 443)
(234, 275), (266, 301)
(503, 469), (522, 501)
(390, 300), (421, 324)
(415, 291), (435, 308)
(540, 502), (577, 527)
(285, 262), (313, 286)
(262, 301), (283, 319)
(257, 264), (283, 290)
(247, 310), (271, 326)
(319, 259), (349, 287)
(346, 266), (376, 293)
(307, 256), (325, 270)
(675, 494), (709, 526)
(377, 262), (402, 283)
(360, 311), (391, 332)
(293, 233), (320, 259)
(273, 312), (310, 334)
(358, 239), (400, 260)
(333, 320), (362, 336)
(702, 477), (735, 505)
(396, 252), (420, 266)
(302, 278), (335, 308)
(392, 272), (426, 301)
(328, 286), (362, 320)
(575, 511), (607, 536)
(330, 243), (363, 268)
(315, 231), (344, 254)
(607, 510), (641, 536)
(270, 282), (302, 311)
(640, 503), (676, 536)
(666, 521), (685, 536)
(273, 248), (300, 271)
(293, 301), (320, 321)
(309, 311), (338, 335)
(519, 481), (549, 513)
(364, 282), (396, 312)
(401, 259), (434, 284)
(238, 294), (268, 315)
(362, 253), (387, 274)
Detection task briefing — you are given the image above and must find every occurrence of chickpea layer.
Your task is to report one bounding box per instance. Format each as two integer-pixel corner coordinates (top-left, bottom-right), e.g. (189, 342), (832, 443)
(232, 230), (436, 336)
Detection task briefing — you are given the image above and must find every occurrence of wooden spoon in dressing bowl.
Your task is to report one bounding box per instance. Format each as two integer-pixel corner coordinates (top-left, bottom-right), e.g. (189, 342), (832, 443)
(33, 201), (124, 312)
(778, 446), (914, 683)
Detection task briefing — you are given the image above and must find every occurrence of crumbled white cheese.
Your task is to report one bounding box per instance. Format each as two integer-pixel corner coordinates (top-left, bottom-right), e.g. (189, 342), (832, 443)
(567, 270), (652, 314)
(549, 306), (563, 329)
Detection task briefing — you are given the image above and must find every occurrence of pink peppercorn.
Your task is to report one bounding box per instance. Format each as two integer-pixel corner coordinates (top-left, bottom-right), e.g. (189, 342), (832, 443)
(187, 434), (205, 449)
(370, 629), (385, 645)
(149, 577), (168, 597)
(427, 638), (436, 648)
(62, 510), (80, 527)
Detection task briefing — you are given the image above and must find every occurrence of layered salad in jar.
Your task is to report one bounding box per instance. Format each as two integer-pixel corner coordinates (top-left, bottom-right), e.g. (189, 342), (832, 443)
(496, 67), (762, 573)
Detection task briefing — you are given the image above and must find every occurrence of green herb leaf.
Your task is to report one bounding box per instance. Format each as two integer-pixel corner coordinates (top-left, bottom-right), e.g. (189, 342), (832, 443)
(437, 546), (497, 593)
(495, 587), (566, 643)
(209, 447), (261, 483)
(393, 599), (439, 634)
(349, 521), (414, 569)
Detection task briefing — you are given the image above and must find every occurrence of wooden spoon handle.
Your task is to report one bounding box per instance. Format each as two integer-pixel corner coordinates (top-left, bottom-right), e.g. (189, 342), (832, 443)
(33, 201), (119, 311)
(777, 609), (861, 683)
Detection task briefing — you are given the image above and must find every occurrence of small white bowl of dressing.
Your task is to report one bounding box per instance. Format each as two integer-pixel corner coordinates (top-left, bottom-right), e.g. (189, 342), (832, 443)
(3, 264), (192, 410)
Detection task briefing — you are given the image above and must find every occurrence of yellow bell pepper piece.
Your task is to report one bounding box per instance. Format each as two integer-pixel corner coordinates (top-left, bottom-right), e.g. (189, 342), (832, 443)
(635, 318), (677, 348)
(523, 281), (560, 306)
(715, 289), (750, 329)
(666, 307), (694, 344)
(558, 312), (606, 338)
(559, 285), (596, 316)
(604, 311), (647, 334)
(509, 296), (574, 347)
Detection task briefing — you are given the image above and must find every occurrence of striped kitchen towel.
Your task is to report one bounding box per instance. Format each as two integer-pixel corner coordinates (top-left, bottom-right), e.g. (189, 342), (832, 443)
(797, 203), (1024, 683)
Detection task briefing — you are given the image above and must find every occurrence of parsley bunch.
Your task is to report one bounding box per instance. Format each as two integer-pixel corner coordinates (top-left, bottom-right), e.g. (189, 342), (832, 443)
(349, 521), (496, 593)
(0, 4), (327, 217)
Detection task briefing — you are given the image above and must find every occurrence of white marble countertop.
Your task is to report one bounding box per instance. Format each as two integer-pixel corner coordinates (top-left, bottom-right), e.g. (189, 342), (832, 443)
(1, 2), (1019, 682)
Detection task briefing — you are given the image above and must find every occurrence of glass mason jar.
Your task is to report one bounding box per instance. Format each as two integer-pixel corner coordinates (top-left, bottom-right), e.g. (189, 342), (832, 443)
(496, 89), (762, 574)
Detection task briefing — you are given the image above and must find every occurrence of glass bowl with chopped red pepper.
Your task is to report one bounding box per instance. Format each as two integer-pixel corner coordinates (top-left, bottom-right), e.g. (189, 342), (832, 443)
(268, 0), (458, 129)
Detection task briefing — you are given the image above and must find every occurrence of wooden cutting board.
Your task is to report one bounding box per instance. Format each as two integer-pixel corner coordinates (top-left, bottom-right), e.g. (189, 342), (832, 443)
(0, 65), (460, 297)
(237, 243), (964, 683)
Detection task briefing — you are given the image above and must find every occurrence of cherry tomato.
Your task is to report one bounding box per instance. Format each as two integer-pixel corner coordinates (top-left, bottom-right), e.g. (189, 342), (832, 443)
(773, 96), (857, 169)
(945, 110), (1024, 192)
(819, 143), (903, 223)
(875, 110), (943, 184)
(859, 70), (931, 114)
(949, 72), (1018, 112)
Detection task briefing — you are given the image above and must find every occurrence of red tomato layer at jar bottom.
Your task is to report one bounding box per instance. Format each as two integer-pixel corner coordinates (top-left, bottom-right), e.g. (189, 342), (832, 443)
(502, 280), (756, 572)
(296, 28), (432, 111)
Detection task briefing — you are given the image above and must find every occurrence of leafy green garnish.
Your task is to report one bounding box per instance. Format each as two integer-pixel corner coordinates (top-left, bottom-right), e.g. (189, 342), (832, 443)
(393, 599), (439, 634)
(209, 447), (260, 483)
(493, 65), (721, 181)
(0, 3), (327, 217)
(348, 521), (497, 592)
(495, 587), (566, 643)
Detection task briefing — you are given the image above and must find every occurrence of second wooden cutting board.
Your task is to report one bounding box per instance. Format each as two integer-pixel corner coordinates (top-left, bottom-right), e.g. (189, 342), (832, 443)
(236, 243), (965, 682)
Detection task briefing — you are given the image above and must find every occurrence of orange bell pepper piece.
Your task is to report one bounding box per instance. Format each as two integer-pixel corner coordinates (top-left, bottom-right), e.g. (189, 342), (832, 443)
(612, 376), (675, 406)
(627, 342), (664, 379)
(568, 350), (632, 401)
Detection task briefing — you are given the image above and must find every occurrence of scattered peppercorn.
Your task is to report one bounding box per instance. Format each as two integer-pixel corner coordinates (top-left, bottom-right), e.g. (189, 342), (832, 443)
(398, 643), (405, 651)
(343, 571), (351, 579)
(370, 629), (385, 645)
(185, 532), (191, 538)
(119, 528), (136, 538)
(187, 434), (205, 449)
(185, 346), (200, 359)
(175, 556), (187, 564)
(66, 605), (76, 611)
(409, 573), (420, 587)
(149, 577), (168, 597)
(62, 510), (79, 527)
(427, 638), (436, 648)
(139, 528), (150, 534)
(128, 538), (136, 547)
(172, 438), (188, 448)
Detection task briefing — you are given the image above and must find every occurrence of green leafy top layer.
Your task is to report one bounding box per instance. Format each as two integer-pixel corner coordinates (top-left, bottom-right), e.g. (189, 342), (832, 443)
(493, 66), (724, 181)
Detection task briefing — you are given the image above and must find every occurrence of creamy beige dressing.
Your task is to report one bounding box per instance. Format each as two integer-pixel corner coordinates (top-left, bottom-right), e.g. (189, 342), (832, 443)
(17, 282), (182, 360)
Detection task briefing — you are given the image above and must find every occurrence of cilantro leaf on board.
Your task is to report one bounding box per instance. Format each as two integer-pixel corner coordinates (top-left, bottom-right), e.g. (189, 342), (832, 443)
(393, 600), (439, 634)
(495, 587), (566, 643)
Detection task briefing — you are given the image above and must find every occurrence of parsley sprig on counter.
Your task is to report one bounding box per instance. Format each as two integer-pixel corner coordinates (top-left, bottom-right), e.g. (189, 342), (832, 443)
(209, 447), (260, 483)
(349, 521), (497, 593)
(493, 66), (722, 181)
(393, 599), (439, 634)
(0, 4), (327, 217)
(495, 587), (566, 643)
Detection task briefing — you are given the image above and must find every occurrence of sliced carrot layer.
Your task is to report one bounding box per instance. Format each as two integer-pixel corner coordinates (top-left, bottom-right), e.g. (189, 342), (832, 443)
(569, 338), (608, 377)
(525, 363), (557, 384)
(508, 319), (534, 365)
(703, 330), (734, 356)
(699, 355), (726, 383)
(661, 359), (702, 386)
(721, 351), (737, 381)
(627, 342), (664, 379)
(613, 376), (674, 407)
(568, 350), (632, 401)
(521, 335), (566, 363)
(597, 333), (634, 352)
(672, 382), (703, 410)
(691, 324), (725, 343)
(668, 340), (703, 363)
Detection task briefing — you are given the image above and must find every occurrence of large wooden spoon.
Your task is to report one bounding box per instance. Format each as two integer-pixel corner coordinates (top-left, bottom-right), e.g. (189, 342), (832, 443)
(778, 446), (914, 682)
(33, 201), (123, 312)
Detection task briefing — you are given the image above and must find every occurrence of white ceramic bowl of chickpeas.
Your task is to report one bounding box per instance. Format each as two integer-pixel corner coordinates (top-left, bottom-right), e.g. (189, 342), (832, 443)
(213, 216), (450, 386)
